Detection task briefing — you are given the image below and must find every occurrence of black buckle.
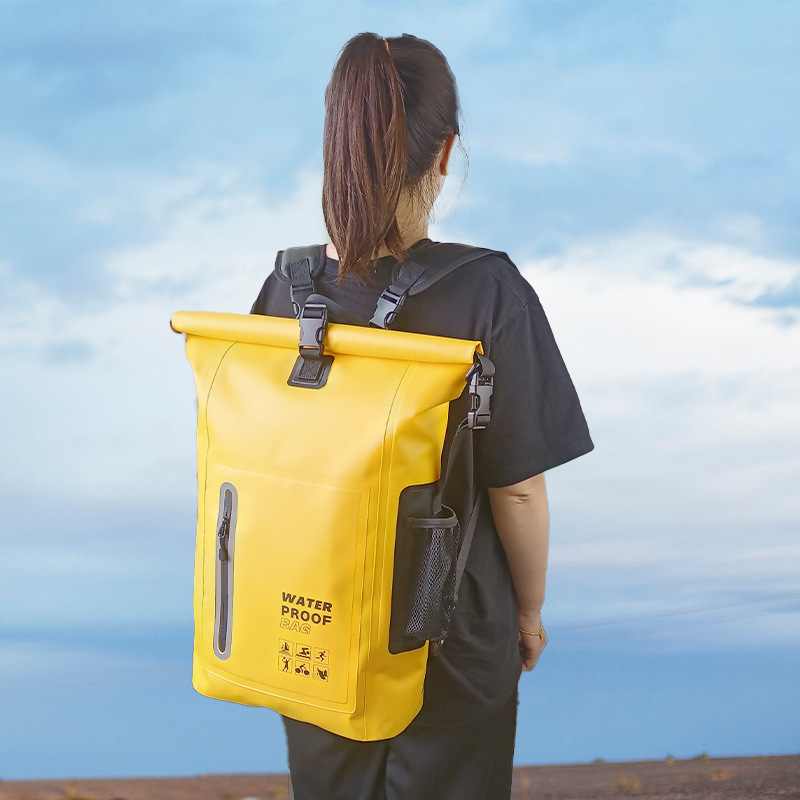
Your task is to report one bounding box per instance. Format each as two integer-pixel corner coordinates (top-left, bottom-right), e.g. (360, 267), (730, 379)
(370, 287), (406, 329)
(466, 355), (493, 429)
(298, 303), (328, 357)
(288, 303), (334, 389)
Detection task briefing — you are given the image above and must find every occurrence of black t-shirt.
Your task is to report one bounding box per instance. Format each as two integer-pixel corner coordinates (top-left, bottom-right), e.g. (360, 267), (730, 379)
(251, 239), (594, 723)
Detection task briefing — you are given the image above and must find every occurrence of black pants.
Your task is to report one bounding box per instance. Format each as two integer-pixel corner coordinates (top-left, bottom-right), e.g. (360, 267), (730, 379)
(283, 687), (518, 800)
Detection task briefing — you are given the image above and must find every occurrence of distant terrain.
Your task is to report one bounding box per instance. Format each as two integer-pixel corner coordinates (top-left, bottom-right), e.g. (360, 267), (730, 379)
(1, 755), (798, 800)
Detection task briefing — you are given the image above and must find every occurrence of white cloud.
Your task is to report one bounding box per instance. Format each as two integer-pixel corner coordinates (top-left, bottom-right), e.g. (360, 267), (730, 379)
(0, 169), (326, 505)
(106, 167), (326, 305)
(518, 228), (799, 433)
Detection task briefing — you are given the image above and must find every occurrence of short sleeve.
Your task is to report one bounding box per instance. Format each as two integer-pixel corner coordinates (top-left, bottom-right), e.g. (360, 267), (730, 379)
(475, 295), (594, 487)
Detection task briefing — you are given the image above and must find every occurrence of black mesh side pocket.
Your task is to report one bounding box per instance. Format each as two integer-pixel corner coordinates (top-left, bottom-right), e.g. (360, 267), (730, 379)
(404, 509), (461, 642)
(389, 483), (463, 654)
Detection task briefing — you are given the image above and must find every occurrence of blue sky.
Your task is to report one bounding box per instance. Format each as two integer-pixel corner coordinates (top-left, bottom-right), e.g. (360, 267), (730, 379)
(1, 0), (799, 780)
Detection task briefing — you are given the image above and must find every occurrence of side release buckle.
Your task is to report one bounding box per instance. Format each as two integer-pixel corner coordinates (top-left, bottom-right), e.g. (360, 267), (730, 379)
(466, 353), (494, 430)
(288, 303), (334, 389)
(370, 287), (407, 329)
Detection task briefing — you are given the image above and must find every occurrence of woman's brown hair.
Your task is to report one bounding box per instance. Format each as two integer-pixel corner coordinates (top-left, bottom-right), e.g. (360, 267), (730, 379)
(322, 33), (461, 282)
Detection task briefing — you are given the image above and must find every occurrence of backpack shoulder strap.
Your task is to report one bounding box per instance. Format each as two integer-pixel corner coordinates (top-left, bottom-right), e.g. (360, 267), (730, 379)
(274, 245), (327, 318)
(272, 242), (505, 327)
(370, 242), (504, 329)
(404, 242), (501, 295)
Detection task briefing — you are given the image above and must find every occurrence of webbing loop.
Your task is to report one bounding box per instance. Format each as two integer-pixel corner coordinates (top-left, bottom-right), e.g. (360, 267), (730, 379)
(288, 259), (314, 318)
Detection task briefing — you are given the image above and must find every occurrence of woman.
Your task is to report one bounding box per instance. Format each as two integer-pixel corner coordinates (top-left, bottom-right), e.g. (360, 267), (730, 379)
(251, 32), (593, 800)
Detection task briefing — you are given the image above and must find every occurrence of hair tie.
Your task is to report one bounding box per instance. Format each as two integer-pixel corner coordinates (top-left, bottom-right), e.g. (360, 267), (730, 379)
(382, 38), (390, 53)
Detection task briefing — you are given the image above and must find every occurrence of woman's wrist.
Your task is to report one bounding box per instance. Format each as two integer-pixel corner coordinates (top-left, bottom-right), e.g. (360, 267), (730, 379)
(518, 609), (543, 627)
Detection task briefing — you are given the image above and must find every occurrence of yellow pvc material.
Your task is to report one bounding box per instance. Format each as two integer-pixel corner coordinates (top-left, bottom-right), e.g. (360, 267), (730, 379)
(172, 311), (482, 740)
(171, 310), (482, 364)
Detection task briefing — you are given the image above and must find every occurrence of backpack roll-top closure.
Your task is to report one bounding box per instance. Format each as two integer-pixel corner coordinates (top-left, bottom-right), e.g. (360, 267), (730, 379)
(171, 311), (483, 366)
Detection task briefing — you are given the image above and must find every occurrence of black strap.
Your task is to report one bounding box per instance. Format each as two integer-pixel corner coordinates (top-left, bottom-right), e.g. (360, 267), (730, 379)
(276, 245), (328, 281)
(272, 241), (507, 328)
(369, 262), (426, 328)
(370, 243), (501, 329)
(275, 245), (327, 318)
(433, 420), (469, 514)
(401, 243), (499, 296)
(453, 491), (482, 607)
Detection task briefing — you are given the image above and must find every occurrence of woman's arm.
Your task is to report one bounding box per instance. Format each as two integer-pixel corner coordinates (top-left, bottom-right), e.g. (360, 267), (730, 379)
(487, 473), (550, 672)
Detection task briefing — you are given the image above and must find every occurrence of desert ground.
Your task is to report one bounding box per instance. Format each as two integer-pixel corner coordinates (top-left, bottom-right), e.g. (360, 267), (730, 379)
(1, 755), (798, 800)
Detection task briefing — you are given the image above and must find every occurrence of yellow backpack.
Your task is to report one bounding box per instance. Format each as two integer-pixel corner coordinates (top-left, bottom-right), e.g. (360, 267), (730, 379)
(172, 244), (495, 740)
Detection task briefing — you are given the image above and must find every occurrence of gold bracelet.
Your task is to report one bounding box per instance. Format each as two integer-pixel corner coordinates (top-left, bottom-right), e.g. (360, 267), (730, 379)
(519, 624), (545, 639)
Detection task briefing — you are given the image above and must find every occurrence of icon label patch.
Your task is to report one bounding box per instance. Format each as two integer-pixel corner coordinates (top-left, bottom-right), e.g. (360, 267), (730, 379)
(278, 639), (332, 681)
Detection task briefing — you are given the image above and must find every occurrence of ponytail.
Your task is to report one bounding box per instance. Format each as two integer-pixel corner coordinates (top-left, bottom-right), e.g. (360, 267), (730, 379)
(323, 33), (461, 283)
(322, 33), (407, 282)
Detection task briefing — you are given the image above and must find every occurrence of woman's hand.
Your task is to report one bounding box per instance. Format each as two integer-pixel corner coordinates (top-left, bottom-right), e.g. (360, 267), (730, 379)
(518, 612), (547, 672)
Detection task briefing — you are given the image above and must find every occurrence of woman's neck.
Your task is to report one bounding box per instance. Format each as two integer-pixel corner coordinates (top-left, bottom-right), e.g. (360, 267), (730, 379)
(326, 188), (433, 262)
(326, 224), (430, 262)
(380, 218), (430, 257)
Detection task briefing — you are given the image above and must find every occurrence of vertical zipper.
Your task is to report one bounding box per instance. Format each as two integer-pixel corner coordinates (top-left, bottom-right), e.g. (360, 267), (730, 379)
(214, 483), (237, 660)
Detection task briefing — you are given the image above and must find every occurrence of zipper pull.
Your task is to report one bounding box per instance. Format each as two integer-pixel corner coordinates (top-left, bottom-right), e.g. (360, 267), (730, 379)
(218, 512), (231, 560)
(218, 489), (232, 561)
